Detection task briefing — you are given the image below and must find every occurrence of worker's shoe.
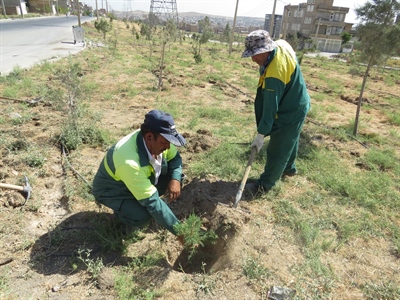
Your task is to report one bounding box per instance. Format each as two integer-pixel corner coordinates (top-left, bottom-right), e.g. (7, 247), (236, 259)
(282, 169), (297, 178)
(244, 182), (270, 198)
(112, 212), (139, 236)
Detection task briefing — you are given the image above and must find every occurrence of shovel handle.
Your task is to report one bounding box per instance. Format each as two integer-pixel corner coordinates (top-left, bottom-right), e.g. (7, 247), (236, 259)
(0, 183), (24, 192)
(234, 147), (257, 208)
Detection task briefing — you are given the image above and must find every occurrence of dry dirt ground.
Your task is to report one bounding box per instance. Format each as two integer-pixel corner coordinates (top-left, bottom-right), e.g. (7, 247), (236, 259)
(1, 24), (400, 299)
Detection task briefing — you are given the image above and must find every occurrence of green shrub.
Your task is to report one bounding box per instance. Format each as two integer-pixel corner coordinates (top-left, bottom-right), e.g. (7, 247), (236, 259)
(174, 213), (218, 259)
(59, 120), (107, 151)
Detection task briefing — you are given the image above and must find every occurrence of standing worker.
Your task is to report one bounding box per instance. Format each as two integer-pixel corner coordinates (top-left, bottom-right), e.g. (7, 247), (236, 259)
(92, 110), (187, 243)
(242, 30), (310, 195)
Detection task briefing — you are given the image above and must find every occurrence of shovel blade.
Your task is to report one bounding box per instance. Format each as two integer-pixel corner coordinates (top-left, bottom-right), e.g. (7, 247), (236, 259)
(234, 190), (243, 208)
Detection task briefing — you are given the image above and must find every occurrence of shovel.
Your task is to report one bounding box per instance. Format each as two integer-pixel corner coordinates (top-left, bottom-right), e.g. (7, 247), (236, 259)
(234, 146), (257, 208)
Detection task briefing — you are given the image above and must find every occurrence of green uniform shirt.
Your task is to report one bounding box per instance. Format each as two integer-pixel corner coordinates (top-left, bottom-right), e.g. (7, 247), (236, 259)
(93, 129), (183, 234)
(255, 39), (310, 136)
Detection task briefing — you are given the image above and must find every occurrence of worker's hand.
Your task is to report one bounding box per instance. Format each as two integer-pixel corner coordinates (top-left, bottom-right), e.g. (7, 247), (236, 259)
(251, 133), (265, 153)
(166, 179), (181, 202)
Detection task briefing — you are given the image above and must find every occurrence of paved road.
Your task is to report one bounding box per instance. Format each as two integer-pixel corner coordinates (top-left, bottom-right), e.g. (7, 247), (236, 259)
(0, 16), (95, 75)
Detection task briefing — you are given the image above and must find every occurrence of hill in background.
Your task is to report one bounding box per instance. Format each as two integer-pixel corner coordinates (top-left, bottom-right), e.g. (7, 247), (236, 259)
(112, 9), (265, 27)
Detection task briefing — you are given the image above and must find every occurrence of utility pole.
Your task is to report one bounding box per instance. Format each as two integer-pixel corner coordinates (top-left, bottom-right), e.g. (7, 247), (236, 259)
(95, 0), (99, 20)
(229, 0), (239, 56)
(19, 0), (24, 18)
(269, 0), (277, 37)
(77, 0), (81, 27)
(315, 18), (321, 50)
(283, 6), (288, 39)
(1, 0), (6, 18)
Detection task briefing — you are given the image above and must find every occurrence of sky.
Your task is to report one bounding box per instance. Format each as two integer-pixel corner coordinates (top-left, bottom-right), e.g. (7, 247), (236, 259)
(85, 0), (369, 24)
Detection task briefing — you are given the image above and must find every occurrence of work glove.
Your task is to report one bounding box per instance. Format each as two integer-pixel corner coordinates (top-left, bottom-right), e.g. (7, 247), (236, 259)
(251, 133), (264, 153)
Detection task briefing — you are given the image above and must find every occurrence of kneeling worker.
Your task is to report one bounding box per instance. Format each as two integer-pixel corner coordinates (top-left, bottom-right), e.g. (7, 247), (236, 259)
(92, 110), (187, 243)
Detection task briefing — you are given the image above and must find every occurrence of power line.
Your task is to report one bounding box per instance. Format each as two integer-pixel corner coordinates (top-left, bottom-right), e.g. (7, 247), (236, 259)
(240, 1), (273, 18)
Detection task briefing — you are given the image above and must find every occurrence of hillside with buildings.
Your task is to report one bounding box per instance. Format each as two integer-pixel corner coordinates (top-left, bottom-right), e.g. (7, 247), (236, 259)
(114, 10), (265, 30)
(2, 0), (356, 52)
(115, 0), (355, 53)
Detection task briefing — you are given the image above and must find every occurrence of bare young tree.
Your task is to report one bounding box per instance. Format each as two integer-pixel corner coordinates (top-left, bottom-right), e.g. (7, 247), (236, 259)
(157, 19), (178, 91)
(191, 16), (214, 63)
(353, 0), (400, 136)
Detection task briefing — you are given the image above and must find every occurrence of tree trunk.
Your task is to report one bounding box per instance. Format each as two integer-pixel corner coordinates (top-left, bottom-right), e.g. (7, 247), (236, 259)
(353, 56), (373, 136)
(158, 41), (166, 91)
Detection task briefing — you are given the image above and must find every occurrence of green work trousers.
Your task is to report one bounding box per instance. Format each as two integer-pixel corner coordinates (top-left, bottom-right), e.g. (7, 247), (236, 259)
(95, 175), (170, 228)
(258, 104), (309, 191)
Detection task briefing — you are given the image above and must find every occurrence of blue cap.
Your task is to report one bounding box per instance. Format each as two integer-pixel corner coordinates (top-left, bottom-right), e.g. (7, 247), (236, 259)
(144, 110), (186, 147)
